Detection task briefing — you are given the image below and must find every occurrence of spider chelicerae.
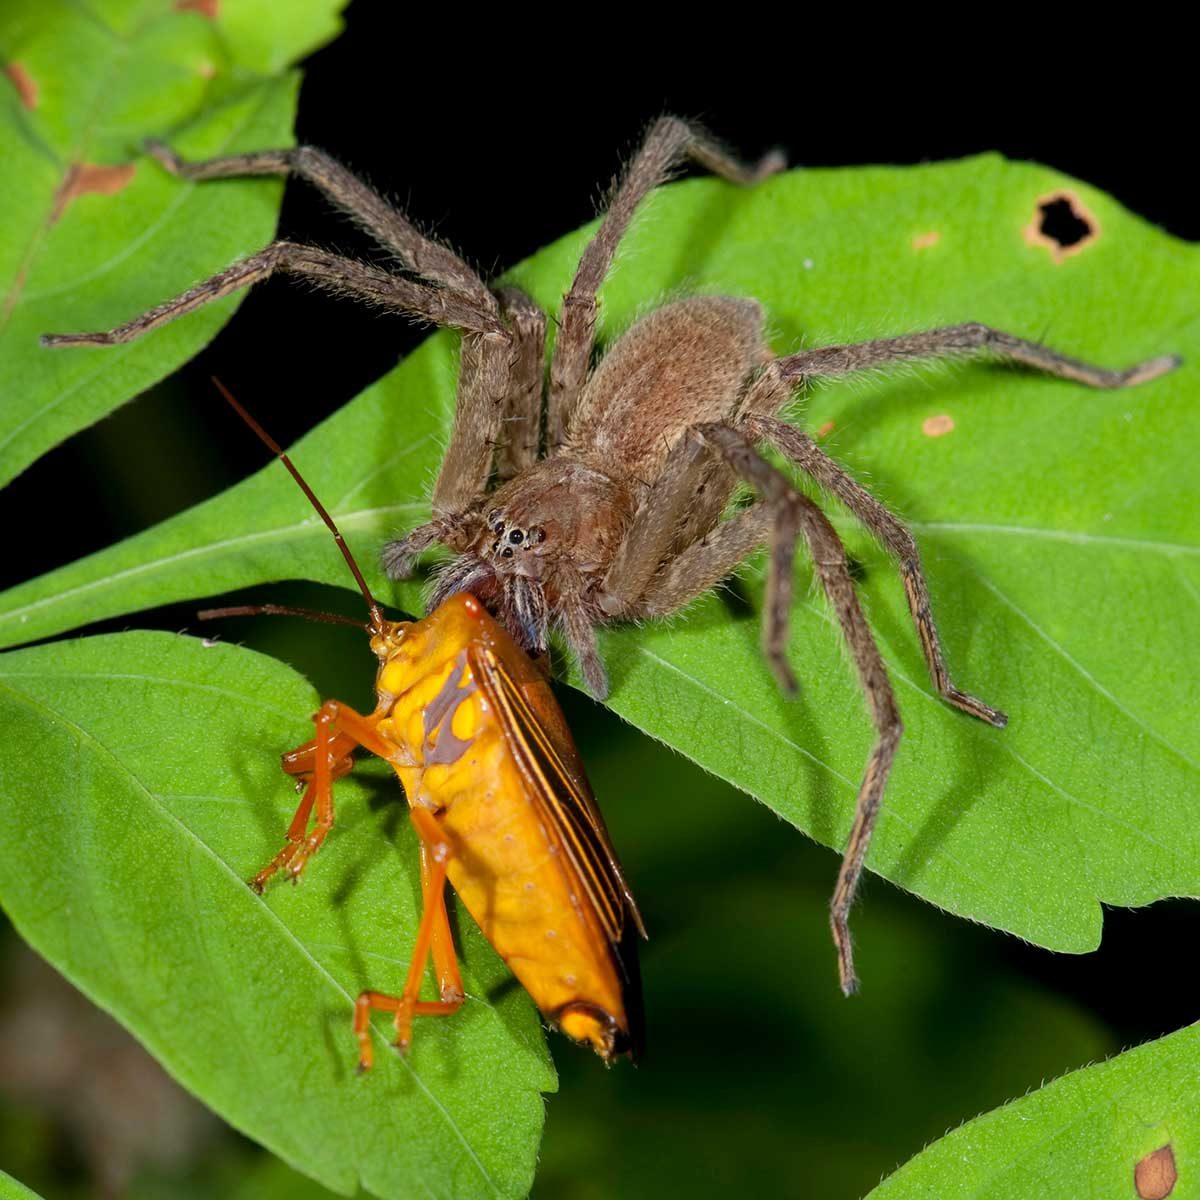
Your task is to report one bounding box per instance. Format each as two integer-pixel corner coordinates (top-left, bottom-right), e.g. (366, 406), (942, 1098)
(44, 117), (1179, 992)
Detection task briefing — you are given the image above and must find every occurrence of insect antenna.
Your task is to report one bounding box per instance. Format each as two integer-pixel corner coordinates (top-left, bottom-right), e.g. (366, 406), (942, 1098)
(198, 603), (367, 630)
(209, 377), (387, 633)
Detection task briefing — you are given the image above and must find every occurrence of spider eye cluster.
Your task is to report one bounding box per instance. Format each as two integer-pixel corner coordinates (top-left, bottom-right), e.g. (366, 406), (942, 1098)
(486, 511), (546, 559)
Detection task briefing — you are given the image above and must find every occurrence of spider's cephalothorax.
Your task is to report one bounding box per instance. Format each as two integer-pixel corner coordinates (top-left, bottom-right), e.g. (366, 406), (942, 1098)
(44, 118), (1180, 993)
(411, 293), (773, 680)
(421, 453), (641, 660)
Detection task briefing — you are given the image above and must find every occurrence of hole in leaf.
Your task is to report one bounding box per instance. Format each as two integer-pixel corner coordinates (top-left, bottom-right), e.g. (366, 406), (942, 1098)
(1023, 190), (1099, 263)
(1038, 196), (1093, 249)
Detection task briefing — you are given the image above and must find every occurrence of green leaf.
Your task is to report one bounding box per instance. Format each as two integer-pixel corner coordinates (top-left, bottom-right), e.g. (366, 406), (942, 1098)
(2, 155), (1198, 964)
(0, 1168), (43, 1200)
(867, 1021), (1199, 1199)
(0, 0), (346, 487)
(0, 632), (554, 1200)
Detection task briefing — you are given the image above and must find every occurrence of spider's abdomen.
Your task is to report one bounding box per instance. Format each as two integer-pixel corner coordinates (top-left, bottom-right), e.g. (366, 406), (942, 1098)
(566, 295), (769, 480)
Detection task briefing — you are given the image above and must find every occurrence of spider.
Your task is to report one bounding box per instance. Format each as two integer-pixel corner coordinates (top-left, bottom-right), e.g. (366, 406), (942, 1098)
(43, 117), (1179, 993)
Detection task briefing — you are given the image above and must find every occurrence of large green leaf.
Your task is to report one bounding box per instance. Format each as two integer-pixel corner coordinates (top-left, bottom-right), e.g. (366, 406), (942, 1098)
(0, 0), (345, 487)
(0, 632), (553, 1200)
(2, 156), (1198, 970)
(867, 1021), (1199, 1199)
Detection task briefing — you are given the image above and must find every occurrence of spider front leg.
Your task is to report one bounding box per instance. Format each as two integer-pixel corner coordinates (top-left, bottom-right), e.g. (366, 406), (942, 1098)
(493, 287), (547, 483)
(634, 422), (903, 995)
(43, 137), (508, 347)
(383, 288), (549, 578)
(42, 243), (501, 348)
(250, 700), (398, 893)
(429, 287), (548, 515)
(144, 140), (495, 305)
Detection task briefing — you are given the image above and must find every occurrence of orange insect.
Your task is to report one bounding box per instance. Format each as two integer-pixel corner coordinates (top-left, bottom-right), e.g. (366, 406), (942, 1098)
(210, 381), (645, 1066)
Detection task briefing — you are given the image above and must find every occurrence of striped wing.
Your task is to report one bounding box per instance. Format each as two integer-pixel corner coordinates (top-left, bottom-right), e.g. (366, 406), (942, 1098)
(470, 645), (645, 949)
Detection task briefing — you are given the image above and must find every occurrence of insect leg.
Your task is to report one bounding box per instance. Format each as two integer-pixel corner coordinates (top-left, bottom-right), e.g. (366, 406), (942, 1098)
(354, 807), (463, 1069)
(692, 422), (903, 997)
(250, 700), (398, 891)
(774, 323), (1179, 389)
(280, 731), (358, 778)
(420, 837), (465, 1006)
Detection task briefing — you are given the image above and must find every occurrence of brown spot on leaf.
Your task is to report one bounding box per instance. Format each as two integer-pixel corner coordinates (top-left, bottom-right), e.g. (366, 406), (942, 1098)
(174, 0), (220, 16)
(4, 62), (38, 109)
(1136, 1145), (1177, 1199)
(50, 162), (137, 224)
(921, 413), (955, 438)
(911, 230), (940, 251)
(1023, 190), (1099, 264)
(816, 420), (835, 440)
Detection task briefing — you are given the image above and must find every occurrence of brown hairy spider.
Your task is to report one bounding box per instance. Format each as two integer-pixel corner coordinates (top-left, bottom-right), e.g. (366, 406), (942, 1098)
(44, 118), (1179, 993)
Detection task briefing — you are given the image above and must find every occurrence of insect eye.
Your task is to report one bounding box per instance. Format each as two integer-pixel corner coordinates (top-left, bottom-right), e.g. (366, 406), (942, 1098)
(508, 528), (524, 545)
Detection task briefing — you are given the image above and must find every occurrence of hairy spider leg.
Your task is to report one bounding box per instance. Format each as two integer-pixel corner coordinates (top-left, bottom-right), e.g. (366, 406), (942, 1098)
(548, 115), (785, 446)
(40, 137), (538, 534)
(41, 242), (499, 347)
(745, 408), (1007, 725)
(689, 421), (903, 996)
(773, 322), (1180, 390)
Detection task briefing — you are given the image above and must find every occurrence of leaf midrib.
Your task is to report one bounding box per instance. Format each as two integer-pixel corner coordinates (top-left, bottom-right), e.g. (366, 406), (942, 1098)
(0, 501), (426, 627)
